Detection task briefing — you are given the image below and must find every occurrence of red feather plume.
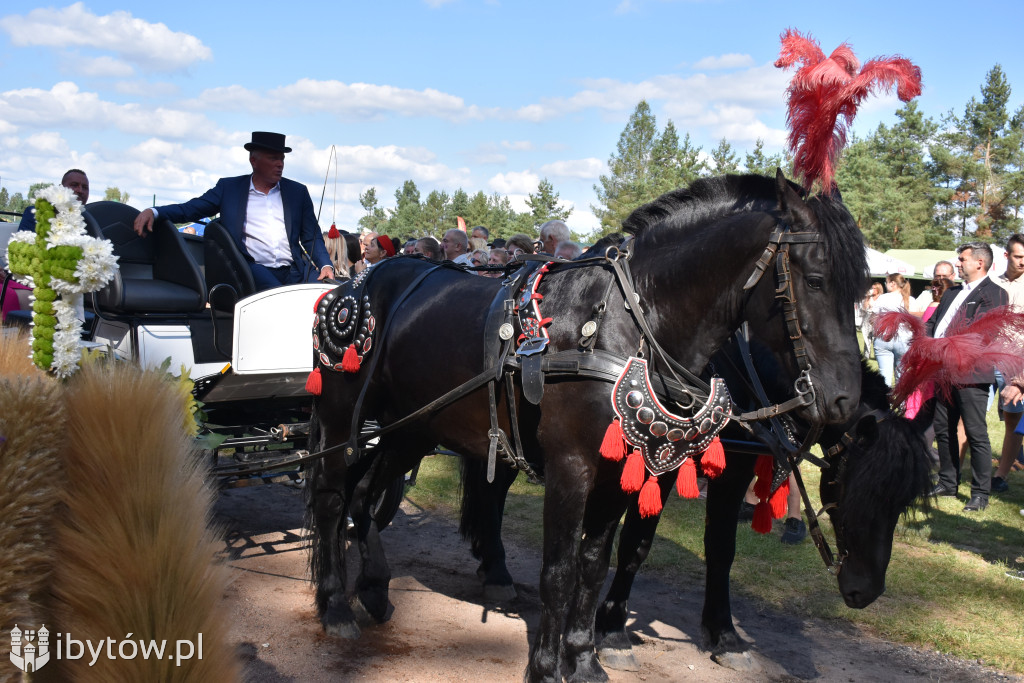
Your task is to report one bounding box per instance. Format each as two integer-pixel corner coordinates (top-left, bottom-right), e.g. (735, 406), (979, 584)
(775, 29), (922, 192)
(893, 307), (1024, 406)
(874, 311), (925, 342)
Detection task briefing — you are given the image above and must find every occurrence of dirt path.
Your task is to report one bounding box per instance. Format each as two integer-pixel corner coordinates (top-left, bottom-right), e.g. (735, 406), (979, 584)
(215, 485), (1018, 682)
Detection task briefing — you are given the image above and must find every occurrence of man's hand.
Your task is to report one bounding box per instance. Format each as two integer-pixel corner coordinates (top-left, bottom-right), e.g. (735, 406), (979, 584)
(317, 265), (335, 282)
(1002, 383), (1023, 407)
(133, 208), (156, 236)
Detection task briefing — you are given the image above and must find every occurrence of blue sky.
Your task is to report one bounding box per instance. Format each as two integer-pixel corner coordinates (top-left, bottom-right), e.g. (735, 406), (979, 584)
(2, 1), (1022, 235)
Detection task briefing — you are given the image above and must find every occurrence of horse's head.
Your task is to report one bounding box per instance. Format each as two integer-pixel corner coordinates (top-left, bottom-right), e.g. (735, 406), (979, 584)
(740, 171), (865, 427)
(817, 367), (933, 608)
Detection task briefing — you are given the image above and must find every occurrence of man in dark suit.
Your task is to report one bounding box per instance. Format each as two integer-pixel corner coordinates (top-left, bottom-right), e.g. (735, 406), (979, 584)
(927, 241), (1009, 511)
(132, 132), (334, 291)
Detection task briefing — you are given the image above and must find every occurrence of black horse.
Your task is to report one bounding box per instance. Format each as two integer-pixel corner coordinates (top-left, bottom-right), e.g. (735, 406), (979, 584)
(306, 172), (866, 682)
(590, 361), (934, 671)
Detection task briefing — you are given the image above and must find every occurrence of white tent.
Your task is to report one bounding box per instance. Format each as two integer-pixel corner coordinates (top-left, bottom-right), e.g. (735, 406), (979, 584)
(865, 247), (915, 276)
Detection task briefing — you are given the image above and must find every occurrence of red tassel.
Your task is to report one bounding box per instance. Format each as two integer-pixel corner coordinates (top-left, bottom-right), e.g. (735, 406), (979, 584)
(341, 344), (361, 373)
(599, 419), (627, 461)
(305, 367), (322, 395)
(753, 455), (774, 500)
(701, 437), (726, 479)
(752, 501), (773, 534)
(769, 478), (790, 519)
(621, 450), (646, 494)
(638, 475), (663, 518)
(676, 457), (700, 499)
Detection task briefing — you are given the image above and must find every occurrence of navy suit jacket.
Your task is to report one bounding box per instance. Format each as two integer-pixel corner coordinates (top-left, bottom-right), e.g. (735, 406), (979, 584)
(925, 276), (1008, 383)
(156, 175), (331, 273)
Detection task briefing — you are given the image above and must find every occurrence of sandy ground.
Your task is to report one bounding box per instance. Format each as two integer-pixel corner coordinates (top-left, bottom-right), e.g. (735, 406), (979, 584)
(215, 484), (1019, 682)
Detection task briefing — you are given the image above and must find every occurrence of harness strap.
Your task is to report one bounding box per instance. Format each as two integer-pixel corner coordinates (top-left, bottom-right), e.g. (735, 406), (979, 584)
(788, 452), (842, 574)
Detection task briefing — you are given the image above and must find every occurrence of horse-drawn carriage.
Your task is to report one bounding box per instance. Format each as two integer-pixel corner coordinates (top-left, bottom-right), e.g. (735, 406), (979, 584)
(2, 200), (406, 519)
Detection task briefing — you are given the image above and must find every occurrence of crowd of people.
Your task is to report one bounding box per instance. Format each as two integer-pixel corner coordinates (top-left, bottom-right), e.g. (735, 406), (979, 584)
(858, 238), (1024, 512)
(5, 130), (1024, 523)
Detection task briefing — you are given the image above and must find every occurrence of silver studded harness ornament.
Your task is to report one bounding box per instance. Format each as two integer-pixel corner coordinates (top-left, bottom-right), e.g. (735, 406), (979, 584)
(600, 357), (733, 517)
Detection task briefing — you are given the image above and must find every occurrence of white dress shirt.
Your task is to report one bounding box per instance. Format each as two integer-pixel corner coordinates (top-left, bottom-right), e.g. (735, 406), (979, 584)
(933, 278), (983, 338)
(244, 180), (291, 267)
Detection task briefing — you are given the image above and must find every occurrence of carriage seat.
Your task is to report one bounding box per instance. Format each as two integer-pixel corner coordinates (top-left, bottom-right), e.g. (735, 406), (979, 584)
(203, 219), (255, 313)
(87, 201), (206, 315)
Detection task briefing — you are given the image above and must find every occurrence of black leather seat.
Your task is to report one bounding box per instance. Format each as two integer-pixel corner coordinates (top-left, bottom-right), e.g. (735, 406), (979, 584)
(203, 219), (255, 313)
(87, 201), (206, 314)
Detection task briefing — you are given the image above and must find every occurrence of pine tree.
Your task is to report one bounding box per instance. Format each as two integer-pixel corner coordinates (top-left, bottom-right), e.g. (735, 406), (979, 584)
(388, 180), (422, 235)
(592, 100), (659, 234)
(710, 139), (739, 174)
(744, 139), (785, 177)
(525, 178), (571, 225)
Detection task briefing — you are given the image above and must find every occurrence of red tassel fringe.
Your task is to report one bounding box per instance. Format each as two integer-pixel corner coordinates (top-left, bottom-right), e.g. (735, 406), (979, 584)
(676, 458), (700, 499)
(341, 344), (361, 373)
(769, 479), (790, 519)
(752, 501), (774, 534)
(621, 450), (646, 494)
(305, 367), (322, 395)
(638, 475), (663, 518)
(701, 437), (726, 479)
(599, 419), (627, 461)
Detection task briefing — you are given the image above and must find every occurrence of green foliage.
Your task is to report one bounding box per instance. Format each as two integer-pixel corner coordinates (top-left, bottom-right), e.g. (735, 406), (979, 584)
(525, 178), (572, 225)
(709, 138), (740, 174)
(103, 186), (130, 203)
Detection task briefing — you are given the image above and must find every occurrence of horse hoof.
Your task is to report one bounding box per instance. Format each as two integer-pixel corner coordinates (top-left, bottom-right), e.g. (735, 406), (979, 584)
(323, 618), (361, 640)
(597, 647), (639, 672)
(482, 582), (517, 603)
(711, 650), (759, 672)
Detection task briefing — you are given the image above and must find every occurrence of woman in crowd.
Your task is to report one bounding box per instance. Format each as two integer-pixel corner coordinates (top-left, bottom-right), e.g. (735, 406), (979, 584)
(505, 234), (536, 259)
(469, 248), (489, 274)
(486, 247), (509, 278)
(872, 273), (913, 388)
(323, 226), (350, 279)
(364, 234), (396, 269)
(860, 282), (883, 360)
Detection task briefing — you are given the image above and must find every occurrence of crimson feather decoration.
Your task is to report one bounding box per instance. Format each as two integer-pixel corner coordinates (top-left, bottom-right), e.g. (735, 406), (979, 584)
(775, 29), (923, 192)
(893, 307), (1024, 406)
(874, 311), (925, 342)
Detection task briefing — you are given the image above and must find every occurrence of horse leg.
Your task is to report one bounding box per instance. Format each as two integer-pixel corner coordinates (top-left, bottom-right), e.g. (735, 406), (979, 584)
(349, 438), (428, 625)
(594, 471), (673, 671)
(526, 455), (592, 683)
(306, 456), (364, 639)
(460, 457), (517, 601)
(702, 453), (758, 671)
(561, 483), (626, 683)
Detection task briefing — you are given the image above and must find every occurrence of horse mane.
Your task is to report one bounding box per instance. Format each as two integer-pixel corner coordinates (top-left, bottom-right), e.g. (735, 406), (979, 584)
(622, 174), (868, 308)
(837, 364), (933, 528)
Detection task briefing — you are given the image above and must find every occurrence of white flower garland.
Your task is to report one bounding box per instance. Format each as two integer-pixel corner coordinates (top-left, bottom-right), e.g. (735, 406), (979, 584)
(5, 184), (118, 378)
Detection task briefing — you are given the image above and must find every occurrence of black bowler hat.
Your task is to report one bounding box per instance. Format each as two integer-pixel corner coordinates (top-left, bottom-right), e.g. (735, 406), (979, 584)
(244, 131), (292, 153)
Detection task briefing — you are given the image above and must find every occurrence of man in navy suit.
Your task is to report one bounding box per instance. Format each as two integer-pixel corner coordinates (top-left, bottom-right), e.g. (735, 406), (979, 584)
(133, 132), (334, 291)
(926, 241), (1009, 511)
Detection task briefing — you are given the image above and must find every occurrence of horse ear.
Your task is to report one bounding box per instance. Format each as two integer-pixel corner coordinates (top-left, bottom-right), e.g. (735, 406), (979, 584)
(775, 168), (817, 230)
(854, 415), (879, 449)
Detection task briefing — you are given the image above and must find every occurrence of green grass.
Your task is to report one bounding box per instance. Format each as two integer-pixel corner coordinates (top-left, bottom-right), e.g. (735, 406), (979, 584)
(406, 401), (1024, 674)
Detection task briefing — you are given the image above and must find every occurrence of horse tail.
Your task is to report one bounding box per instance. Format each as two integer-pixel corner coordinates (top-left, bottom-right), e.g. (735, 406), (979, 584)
(304, 395), (328, 589)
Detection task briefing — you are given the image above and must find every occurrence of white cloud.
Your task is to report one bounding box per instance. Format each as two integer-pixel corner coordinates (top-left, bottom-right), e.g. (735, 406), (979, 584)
(693, 53), (755, 70)
(539, 158), (605, 180)
(72, 54), (135, 78)
(502, 140), (534, 151)
(0, 82), (222, 141)
(0, 2), (212, 72)
(489, 170), (540, 195)
(195, 79), (491, 122)
(512, 64), (789, 124)
(424, 0), (457, 6)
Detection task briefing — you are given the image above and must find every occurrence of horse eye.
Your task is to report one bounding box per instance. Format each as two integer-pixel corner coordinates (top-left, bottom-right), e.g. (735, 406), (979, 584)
(806, 276), (824, 290)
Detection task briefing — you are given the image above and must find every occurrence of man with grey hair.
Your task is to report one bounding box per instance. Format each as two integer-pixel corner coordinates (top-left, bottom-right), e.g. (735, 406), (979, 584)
(470, 225), (489, 242)
(927, 241), (1008, 511)
(539, 219), (570, 255)
(441, 228), (471, 264)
